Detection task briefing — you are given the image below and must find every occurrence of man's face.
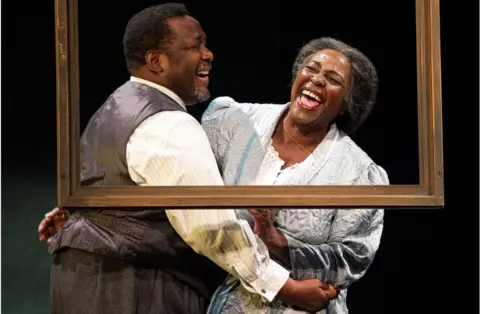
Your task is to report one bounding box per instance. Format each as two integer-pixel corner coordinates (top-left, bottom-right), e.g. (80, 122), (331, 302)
(162, 16), (213, 106)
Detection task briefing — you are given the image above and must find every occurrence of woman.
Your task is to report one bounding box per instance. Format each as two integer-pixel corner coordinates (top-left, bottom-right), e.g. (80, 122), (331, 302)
(201, 37), (388, 313)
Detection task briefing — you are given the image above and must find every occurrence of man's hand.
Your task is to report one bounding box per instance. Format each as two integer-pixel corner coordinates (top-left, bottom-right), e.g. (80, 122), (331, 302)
(277, 278), (338, 312)
(38, 207), (69, 244)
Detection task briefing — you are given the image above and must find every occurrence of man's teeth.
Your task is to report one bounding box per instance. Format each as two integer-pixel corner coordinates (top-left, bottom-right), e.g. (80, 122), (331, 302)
(301, 90), (321, 102)
(197, 71), (209, 76)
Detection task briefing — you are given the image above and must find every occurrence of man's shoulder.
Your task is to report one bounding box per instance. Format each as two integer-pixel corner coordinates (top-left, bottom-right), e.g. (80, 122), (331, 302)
(136, 110), (200, 135)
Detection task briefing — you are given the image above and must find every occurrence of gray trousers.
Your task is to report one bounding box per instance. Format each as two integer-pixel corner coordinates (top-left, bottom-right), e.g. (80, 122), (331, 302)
(50, 248), (207, 314)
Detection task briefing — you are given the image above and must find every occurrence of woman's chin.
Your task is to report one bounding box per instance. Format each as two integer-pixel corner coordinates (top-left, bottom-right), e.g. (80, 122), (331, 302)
(290, 111), (321, 127)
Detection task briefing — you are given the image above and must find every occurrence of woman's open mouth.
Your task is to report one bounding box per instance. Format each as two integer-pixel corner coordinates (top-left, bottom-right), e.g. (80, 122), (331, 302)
(297, 90), (323, 110)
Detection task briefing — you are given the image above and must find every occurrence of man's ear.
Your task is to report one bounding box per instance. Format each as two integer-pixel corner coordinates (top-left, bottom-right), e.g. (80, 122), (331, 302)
(145, 50), (169, 73)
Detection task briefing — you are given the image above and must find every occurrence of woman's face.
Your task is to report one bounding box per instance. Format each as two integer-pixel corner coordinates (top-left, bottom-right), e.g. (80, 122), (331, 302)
(289, 49), (351, 131)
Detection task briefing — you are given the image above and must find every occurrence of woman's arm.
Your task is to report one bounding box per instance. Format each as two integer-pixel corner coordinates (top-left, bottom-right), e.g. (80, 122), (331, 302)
(201, 96), (261, 164)
(255, 207), (384, 290)
(280, 208), (384, 290)
(254, 164), (389, 290)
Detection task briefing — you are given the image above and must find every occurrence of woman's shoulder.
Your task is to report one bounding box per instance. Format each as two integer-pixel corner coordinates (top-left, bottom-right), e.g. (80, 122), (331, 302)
(202, 96), (285, 123)
(335, 131), (390, 185)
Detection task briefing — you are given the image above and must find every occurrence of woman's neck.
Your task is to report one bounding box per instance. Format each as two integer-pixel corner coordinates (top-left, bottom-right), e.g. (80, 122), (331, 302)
(279, 114), (328, 148)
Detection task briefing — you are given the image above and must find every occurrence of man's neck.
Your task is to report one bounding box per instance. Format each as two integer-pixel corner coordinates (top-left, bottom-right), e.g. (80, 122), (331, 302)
(129, 76), (186, 110)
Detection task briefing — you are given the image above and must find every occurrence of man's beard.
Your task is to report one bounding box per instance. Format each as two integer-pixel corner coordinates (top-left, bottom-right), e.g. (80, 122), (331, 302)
(188, 85), (211, 105)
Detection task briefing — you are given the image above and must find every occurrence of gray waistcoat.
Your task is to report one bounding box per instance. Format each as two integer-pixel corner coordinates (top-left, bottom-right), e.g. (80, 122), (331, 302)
(51, 81), (226, 298)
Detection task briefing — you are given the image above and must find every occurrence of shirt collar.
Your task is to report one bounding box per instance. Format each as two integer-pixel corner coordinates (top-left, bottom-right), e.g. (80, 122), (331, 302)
(130, 76), (186, 110)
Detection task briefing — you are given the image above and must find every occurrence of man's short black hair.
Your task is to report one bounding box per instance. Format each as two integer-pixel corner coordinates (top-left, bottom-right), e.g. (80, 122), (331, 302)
(123, 3), (189, 71)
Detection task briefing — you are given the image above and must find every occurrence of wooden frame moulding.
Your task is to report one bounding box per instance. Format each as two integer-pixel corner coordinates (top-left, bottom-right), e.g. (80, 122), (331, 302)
(55, 0), (444, 208)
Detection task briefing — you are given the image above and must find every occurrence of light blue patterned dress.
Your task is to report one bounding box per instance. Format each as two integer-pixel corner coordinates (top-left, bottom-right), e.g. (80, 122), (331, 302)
(201, 97), (389, 314)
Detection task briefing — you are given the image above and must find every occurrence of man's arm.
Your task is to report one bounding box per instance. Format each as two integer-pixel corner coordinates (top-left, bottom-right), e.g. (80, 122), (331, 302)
(36, 110), (335, 310)
(126, 110), (290, 301)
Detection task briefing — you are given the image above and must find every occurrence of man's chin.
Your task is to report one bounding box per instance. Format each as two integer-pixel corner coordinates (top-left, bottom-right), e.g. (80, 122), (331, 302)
(191, 89), (211, 105)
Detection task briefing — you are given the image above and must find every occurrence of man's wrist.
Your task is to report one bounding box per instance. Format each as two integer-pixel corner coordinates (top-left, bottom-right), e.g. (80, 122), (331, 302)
(277, 278), (297, 300)
(248, 260), (290, 302)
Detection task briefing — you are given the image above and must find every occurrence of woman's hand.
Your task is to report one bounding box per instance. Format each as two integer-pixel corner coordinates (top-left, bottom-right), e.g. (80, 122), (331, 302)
(278, 278), (338, 312)
(248, 209), (290, 265)
(38, 207), (69, 244)
(248, 209), (281, 245)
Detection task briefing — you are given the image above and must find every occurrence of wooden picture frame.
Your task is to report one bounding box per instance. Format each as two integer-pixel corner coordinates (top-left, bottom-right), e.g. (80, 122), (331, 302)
(55, 0), (444, 208)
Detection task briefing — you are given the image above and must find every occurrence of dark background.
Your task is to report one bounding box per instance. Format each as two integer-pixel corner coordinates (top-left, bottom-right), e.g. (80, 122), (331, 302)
(79, 0), (420, 185)
(2, 1), (478, 313)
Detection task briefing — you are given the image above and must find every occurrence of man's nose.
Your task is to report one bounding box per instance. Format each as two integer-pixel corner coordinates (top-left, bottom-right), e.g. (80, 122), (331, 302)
(202, 47), (214, 62)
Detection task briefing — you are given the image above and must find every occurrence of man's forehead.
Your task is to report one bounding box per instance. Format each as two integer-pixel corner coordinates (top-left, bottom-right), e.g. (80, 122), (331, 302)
(168, 16), (205, 38)
(192, 32), (206, 41)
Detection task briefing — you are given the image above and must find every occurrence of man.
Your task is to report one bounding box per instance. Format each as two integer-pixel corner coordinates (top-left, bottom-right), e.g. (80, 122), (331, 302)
(42, 3), (336, 314)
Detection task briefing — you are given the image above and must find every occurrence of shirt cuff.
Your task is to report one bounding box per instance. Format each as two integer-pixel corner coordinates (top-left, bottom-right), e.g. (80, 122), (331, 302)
(248, 260), (290, 302)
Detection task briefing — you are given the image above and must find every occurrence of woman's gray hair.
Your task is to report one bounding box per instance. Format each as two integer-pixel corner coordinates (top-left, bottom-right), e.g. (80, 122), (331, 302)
(292, 37), (378, 135)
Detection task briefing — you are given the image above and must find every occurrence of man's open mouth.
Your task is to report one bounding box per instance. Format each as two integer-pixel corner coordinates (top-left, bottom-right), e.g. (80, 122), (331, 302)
(196, 70), (209, 79)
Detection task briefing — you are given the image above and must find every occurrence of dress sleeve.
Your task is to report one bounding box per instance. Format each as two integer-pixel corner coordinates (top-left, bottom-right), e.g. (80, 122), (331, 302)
(282, 164), (389, 290)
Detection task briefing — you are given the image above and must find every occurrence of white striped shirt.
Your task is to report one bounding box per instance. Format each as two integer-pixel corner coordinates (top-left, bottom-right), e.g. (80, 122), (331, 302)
(125, 77), (290, 302)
